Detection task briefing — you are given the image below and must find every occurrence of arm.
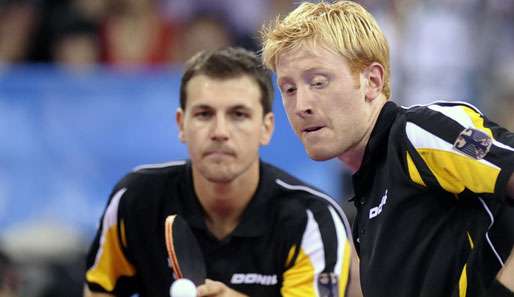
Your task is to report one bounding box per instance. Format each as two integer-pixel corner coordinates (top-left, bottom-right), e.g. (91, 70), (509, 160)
(404, 104), (514, 201)
(281, 238), (362, 297)
(496, 246), (514, 292)
(84, 187), (136, 296)
(195, 250), (362, 297)
(281, 206), (363, 297)
(196, 279), (249, 297)
(348, 243), (363, 297)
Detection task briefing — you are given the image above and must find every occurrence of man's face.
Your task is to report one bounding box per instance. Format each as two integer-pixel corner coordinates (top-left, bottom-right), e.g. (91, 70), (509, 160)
(177, 74), (274, 183)
(275, 43), (371, 161)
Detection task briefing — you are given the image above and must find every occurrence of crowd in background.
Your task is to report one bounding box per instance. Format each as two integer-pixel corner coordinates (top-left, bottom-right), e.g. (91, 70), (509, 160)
(1, 0), (513, 129)
(0, 0), (513, 120)
(1, 0), (513, 296)
(0, 0), (293, 67)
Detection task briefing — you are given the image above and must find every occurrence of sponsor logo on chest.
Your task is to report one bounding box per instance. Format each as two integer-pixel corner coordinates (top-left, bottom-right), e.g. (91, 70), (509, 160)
(230, 273), (278, 286)
(369, 189), (388, 219)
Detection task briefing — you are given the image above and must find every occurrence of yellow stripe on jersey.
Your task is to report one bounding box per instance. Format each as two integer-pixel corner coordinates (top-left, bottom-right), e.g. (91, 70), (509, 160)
(466, 232), (474, 250)
(459, 264), (468, 297)
(86, 188), (135, 291)
(282, 241), (353, 297)
(120, 219), (128, 248)
(285, 244), (297, 266)
(339, 240), (352, 297)
(86, 223), (136, 291)
(460, 106), (493, 138)
(282, 208), (350, 297)
(406, 152), (427, 187)
(281, 246), (316, 297)
(417, 148), (500, 194)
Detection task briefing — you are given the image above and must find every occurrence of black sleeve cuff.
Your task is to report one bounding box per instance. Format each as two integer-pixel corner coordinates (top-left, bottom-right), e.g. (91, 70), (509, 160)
(488, 279), (514, 297)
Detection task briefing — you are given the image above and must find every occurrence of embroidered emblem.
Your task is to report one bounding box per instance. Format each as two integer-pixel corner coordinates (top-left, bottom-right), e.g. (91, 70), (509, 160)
(453, 128), (492, 160)
(317, 272), (339, 297)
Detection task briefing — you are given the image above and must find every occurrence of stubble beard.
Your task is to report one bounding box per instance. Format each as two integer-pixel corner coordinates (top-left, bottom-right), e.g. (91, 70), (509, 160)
(199, 161), (238, 183)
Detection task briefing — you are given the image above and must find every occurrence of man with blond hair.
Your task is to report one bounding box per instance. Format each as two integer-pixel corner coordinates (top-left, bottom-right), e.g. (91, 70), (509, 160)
(261, 1), (514, 296)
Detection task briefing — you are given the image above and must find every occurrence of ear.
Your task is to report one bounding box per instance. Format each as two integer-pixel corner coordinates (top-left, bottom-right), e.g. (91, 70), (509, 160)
(259, 112), (275, 146)
(363, 62), (385, 101)
(176, 108), (186, 143)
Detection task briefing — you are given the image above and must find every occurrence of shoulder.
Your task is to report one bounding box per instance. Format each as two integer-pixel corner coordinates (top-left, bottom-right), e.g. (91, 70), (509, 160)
(120, 160), (187, 187)
(131, 160), (188, 176)
(399, 100), (514, 149)
(262, 162), (338, 207)
(396, 101), (490, 146)
(112, 160), (188, 205)
(402, 100), (483, 124)
(261, 162), (351, 235)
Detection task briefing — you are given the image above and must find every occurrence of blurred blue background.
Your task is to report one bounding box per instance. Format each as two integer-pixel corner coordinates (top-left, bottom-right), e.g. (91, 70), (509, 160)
(0, 66), (344, 237)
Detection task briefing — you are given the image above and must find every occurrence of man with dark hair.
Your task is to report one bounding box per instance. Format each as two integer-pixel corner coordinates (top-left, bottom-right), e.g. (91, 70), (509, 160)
(84, 47), (362, 297)
(179, 47), (274, 115)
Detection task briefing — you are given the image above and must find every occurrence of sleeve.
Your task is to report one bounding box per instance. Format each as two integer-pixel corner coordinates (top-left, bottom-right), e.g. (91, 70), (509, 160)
(85, 186), (137, 295)
(403, 102), (514, 200)
(281, 205), (353, 297)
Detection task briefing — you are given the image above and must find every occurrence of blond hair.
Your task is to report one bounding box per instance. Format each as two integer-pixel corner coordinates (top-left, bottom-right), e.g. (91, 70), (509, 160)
(261, 1), (391, 99)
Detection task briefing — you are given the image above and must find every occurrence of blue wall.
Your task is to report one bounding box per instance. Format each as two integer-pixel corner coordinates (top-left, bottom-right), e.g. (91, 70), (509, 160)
(0, 66), (345, 238)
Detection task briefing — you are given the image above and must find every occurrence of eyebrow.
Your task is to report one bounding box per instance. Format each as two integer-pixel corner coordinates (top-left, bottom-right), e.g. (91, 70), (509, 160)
(303, 66), (331, 75)
(190, 103), (253, 111)
(190, 104), (212, 110)
(228, 104), (253, 112)
(278, 67), (329, 83)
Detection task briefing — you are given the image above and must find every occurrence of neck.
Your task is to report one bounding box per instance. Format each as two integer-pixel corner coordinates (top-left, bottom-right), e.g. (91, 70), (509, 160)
(338, 96), (387, 173)
(193, 162), (260, 240)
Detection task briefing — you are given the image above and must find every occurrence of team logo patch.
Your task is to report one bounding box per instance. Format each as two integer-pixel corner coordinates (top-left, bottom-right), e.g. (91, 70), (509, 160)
(453, 128), (492, 160)
(317, 272), (339, 297)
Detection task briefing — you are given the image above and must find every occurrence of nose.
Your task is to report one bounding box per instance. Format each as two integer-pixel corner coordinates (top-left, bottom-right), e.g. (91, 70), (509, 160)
(295, 86), (314, 118)
(211, 114), (229, 141)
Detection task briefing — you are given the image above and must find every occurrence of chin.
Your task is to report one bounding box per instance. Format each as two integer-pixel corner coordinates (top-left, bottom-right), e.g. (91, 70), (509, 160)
(203, 169), (237, 183)
(198, 163), (236, 182)
(305, 147), (335, 161)
(205, 175), (234, 183)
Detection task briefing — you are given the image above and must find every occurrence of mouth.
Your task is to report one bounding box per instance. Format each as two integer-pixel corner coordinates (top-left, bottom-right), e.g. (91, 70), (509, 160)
(302, 126), (324, 133)
(204, 149), (235, 158)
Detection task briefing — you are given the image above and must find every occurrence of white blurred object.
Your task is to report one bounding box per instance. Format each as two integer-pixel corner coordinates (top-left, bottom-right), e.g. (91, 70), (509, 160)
(399, 1), (480, 105)
(0, 219), (85, 263)
(170, 278), (197, 297)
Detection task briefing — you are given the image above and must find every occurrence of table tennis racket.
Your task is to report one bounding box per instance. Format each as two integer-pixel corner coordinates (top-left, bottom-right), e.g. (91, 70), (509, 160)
(164, 214), (207, 286)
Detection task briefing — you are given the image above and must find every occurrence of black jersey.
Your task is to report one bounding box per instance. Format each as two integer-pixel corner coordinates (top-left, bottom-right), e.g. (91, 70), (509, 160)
(352, 101), (514, 297)
(85, 160), (354, 297)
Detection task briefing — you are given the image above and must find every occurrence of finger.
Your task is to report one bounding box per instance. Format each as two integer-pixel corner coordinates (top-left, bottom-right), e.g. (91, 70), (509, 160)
(197, 279), (224, 296)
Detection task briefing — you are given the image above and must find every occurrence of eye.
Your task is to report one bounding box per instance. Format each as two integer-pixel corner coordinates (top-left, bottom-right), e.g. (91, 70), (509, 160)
(286, 86), (297, 95)
(231, 110), (250, 120)
(281, 83), (296, 95)
(194, 110), (212, 120)
(310, 75), (328, 89)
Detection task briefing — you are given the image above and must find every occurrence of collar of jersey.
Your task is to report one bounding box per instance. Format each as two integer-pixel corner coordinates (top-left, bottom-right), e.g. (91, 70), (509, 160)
(181, 160), (273, 238)
(352, 101), (399, 196)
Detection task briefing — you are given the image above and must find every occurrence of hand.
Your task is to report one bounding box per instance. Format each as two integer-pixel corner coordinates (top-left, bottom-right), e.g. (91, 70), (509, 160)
(196, 279), (248, 297)
(497, 246), (514, 292)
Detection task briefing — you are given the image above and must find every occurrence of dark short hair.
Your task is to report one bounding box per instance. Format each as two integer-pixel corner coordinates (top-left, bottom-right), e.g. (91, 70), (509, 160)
(179, 47), (274, 115)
